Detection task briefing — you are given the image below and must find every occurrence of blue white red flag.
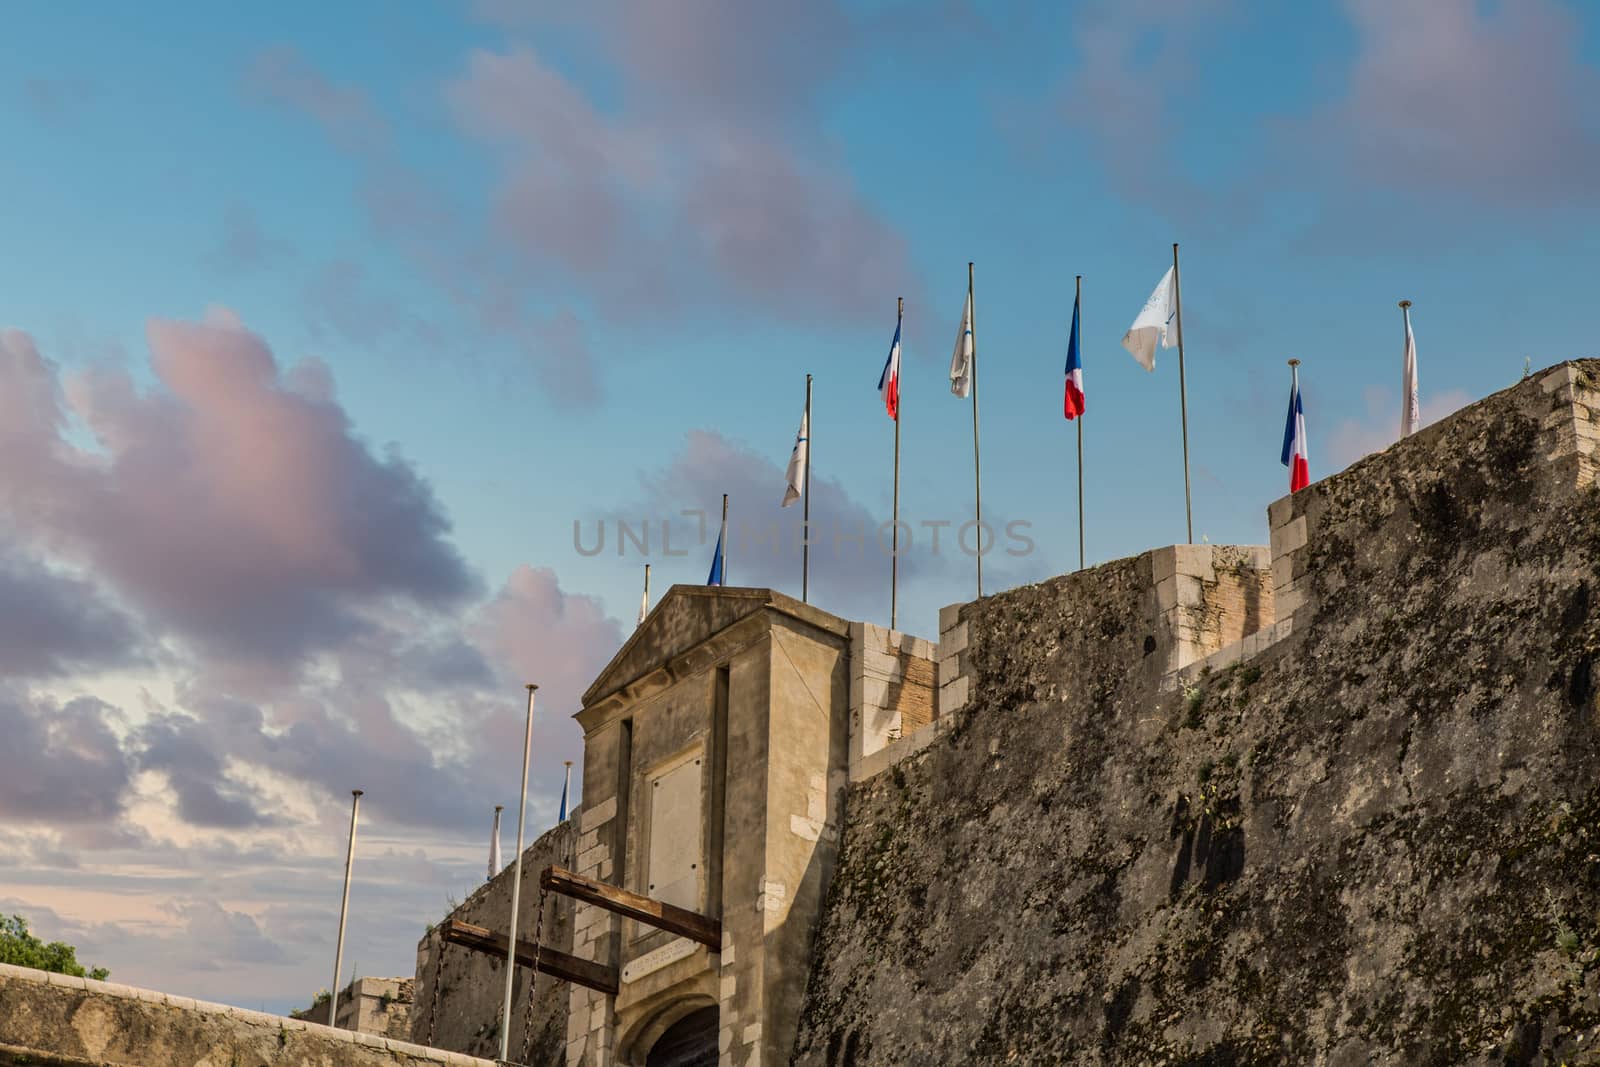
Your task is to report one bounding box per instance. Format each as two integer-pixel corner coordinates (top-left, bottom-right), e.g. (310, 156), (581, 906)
(878, 315), (901, 421)
(1281, 376), (1309, 492)
(706, 528), (724, 586)
(1063, 291), (1085, 420)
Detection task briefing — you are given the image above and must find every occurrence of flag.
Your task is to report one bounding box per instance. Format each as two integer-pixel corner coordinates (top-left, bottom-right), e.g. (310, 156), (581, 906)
(782, 409), (808, 507)
(950, 290), (974, 398)
(1401, 314), (1420, 438)
(1063, 291), (1085, 419)
(706, 528), (724, 586)
(1281, 376), (1309, 493)
(1121, 266), (1177, 371)
(558, 775), (570, 822)
(878, 316), (901, 420)
(487, 807), (503, 881)
(637, 585), (648, 626)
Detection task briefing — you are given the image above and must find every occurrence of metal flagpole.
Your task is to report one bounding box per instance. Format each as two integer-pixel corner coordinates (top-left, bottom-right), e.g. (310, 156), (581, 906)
(1075, 274), (1085, 571)
(1171, 243), (1194, 544)
(1399, 300), (1415, 437)
(720, 494), (729, 586)
(640, 563), (650, 627)
(803, 373), (813, 603)
(968, 264), (984, 597)
(488, 805), (503, 881)
(498, 684), (537, 1063)
(328, 788), (363, 1027)
(891, 298), (902, 630)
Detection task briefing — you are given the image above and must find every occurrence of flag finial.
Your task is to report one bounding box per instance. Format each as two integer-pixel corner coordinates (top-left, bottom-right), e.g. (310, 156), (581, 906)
(1399, 299), (1412, 309)
(1287, 358), (1301, 368)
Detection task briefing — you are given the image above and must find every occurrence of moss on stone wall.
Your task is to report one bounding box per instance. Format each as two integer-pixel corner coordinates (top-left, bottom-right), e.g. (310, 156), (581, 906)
(794, 364), (1600, 1066)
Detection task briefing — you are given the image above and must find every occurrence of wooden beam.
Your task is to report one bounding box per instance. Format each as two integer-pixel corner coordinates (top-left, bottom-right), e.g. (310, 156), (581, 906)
(540, 865), (722, 950)
(438, 919), (618, 996)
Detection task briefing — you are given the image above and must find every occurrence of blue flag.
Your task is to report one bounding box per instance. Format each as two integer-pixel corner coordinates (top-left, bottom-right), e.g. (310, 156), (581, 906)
(706, 529), (724, 586)
(557, 777), (569, 822)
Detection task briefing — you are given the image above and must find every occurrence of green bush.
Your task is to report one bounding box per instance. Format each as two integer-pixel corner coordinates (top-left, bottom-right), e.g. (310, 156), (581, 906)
(0, 914), (109, 981)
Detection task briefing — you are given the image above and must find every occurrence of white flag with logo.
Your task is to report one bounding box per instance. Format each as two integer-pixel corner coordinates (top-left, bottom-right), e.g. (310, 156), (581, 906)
(949, 290), (974, 398)
(1121, 266), (1178, 372)
(1401, 315), (1420, 437)
(782, 410), (808, 507)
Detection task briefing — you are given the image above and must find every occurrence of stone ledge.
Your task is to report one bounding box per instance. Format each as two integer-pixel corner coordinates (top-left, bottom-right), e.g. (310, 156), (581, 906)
(0, 963), (495, 1066)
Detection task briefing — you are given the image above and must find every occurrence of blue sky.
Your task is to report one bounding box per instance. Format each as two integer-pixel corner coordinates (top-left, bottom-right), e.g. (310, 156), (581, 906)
(2, 0), (1598, 1011)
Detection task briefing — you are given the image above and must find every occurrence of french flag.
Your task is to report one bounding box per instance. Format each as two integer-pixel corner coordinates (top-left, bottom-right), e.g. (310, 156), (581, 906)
(878, 315), (901, 421)
(1063, 291), (1085, 419)
(1281, 373), (1309, 493)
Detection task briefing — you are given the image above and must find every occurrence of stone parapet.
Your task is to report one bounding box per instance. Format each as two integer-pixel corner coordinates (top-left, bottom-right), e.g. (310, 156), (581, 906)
(847, 621), (936, 774)
(0, 963), (491, 1067)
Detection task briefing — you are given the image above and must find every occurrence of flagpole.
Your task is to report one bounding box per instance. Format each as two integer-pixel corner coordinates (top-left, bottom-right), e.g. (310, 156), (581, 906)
(1171, 243), (1193, 544)
(969, 262), (984, 597)
(720, 494), (729, 586)
(891, 297), (902, 630)
(561, 760), (573, 821)
(498, 683), (537, 1063)
(1075, 274), (1085, 571)
(488, 804), (503, 881)
(640, 563), (650, 627)
(328, 788), (362, 1027)
(1399, 299), (1414, 437)
(803, 373), (813, 603)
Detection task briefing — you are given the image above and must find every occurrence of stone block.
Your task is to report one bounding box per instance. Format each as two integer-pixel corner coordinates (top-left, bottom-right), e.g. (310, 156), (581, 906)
(580, 794), (617, 832)
(939, 603), (964, 633)
(1267, 493), (1297, 530)
(1271, 514), (1309, 558)
(1155, 576), (1178, 612)
(940, 674), (970, 715)
(940, 622), (969, 657)
(1544, 363), (1579, 393)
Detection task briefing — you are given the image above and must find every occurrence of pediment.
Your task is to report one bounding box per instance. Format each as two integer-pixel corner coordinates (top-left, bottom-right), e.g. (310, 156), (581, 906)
(580, 585), (850, 709)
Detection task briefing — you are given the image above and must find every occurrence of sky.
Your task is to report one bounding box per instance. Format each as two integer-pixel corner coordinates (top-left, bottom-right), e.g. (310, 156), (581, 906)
(2, 0), (1598, 1014)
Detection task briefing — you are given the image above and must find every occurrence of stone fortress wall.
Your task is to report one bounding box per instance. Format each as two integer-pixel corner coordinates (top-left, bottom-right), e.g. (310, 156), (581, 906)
(792, 361), (1600, 1066)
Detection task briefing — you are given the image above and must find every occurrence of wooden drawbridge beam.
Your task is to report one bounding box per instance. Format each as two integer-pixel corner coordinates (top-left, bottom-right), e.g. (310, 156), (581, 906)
(437, 919), (618, 996)
(539, 865), (721, 950)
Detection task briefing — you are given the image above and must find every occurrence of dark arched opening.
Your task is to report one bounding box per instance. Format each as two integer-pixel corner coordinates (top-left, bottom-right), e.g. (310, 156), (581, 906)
(645, 1005), (719, 1067)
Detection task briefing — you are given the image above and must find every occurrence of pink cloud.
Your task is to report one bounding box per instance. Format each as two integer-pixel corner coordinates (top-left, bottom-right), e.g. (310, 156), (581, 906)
(0, 318), (478, 684)
(1317, 0), (1600, 204)
(1325, 383), (1472, 472)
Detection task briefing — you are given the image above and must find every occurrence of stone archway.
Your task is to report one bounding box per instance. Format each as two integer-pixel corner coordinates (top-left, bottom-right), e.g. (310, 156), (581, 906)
(644, 1004), (718, 1067)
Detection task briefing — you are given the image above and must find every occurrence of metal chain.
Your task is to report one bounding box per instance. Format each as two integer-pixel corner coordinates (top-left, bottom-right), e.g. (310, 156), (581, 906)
(516, 880), (551, 1066)
(422, 934), (448, 1047)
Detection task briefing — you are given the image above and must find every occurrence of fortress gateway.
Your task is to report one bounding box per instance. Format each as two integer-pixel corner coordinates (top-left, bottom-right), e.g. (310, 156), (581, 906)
(4, 361), (1600, 1066)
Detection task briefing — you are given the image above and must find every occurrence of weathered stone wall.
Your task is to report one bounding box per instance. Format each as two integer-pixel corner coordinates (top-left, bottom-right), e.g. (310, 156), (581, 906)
(412, 819), (575, 1063)
(0, 963), (488, 1067)
(794, 362), (1600, 1066)
(848, 622), (936, 774)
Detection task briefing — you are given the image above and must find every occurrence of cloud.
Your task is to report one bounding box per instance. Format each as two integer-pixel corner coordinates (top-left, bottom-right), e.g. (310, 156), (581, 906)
(1325, 384), (1472, 472)
(0, 689), (134, 824)
(1315, 0), (1600, 205)
(244, 46), (387, 151)
(206, 203), (290, 274)
(0, 318), (479, 687)
(19, 76), (92, 124)
(445, 40), (920, 326)
(0, 548), (143, 678)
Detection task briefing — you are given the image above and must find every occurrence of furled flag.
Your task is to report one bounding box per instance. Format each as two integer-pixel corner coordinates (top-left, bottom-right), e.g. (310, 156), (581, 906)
(1063, 290), (1085, 419)
(878, 315), (902, 420)
(1121, 266), (1177, 371)
(558, 769), (571, 822)
(1401, 314), (1420, 438)
(950, 290), (974, 398)
(1281, 376), (1310, 493)
(638, 584), (648, 626)
(487, 806), (503, 881)
(782, 410), (808, 507)
(706, 527), (724, 586)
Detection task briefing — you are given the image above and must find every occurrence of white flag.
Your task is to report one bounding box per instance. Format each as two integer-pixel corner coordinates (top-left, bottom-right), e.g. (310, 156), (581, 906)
(638, 586), (648, 626)
(1121, 266), (1178, 371)
(782, 410), (808, 507)
(487, 807), (503, 881)
(949, 290), (974, 398)
(1401, 315), (1420, 438)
